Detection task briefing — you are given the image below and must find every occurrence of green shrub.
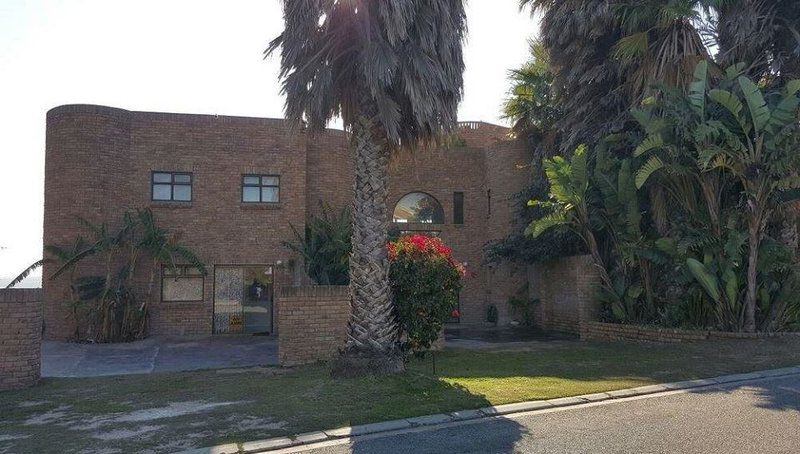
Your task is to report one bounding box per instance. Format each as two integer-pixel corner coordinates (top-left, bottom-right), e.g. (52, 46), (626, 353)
(388, 235), (465, 356)
(284, 204), (352, 285)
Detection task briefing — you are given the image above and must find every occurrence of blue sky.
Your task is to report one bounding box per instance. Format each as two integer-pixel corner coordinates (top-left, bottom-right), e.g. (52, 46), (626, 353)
(0, 0), (538, 287)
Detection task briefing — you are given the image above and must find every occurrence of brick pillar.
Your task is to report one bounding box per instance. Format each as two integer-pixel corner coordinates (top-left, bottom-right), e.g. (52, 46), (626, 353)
(0, 288), (43, 391)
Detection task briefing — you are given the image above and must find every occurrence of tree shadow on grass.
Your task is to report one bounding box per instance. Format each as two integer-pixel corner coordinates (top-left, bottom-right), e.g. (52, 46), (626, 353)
(338, 357), (526, 454)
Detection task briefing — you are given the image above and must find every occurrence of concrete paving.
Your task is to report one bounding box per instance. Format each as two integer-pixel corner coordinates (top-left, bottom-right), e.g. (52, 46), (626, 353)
(296, 374), (800, 454)
(41, 335), (278, 377)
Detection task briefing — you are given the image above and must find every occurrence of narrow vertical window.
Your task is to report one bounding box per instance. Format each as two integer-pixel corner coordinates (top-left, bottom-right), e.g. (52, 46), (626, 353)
(487, 189), (492, 217)
(453, 192), (464, 225)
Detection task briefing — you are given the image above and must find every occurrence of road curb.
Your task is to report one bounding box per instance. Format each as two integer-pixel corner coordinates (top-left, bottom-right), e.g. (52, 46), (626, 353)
(181, 365), (800, 454)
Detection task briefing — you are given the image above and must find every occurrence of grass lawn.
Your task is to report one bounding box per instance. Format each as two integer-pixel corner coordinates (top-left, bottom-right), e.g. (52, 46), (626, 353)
(2, 338), (800, 453)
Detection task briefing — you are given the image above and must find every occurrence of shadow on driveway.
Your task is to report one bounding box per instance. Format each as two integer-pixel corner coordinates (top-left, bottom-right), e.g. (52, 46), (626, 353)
(41, 335), (278, 377)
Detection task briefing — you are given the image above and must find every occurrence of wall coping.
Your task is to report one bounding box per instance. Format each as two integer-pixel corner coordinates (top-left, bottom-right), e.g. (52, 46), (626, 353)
(277, 285), (350, 298)
(0, 288), (43, 303)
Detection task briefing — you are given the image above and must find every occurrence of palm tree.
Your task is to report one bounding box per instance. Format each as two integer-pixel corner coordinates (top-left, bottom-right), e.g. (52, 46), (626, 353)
(519, 0), (627, 152)
(714, 0), (800, 83)
(502, 40), (560, 150)
(612, 0), (710, 101)
(267, 1), (466, 374)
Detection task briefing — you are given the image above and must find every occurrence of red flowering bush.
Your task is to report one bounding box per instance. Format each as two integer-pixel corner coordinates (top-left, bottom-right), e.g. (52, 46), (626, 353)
(388, 234), (465, 356)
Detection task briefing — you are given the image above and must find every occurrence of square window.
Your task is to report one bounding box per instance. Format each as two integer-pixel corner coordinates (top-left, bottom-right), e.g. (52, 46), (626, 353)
(241, 174), (280, 203)
(152, 172), (193, 202)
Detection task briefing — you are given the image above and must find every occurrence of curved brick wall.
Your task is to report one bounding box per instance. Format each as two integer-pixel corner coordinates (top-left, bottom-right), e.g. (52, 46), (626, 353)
(0, 289), (42, 390)
(44, 105), (132, 340)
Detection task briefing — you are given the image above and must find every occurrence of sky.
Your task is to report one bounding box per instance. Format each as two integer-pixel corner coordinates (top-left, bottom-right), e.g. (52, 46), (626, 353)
(0, 0), (539, 287)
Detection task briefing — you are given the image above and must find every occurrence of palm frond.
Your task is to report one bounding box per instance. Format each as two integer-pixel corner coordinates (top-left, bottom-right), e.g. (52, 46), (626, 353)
(5, 259), (49, 288)
(635, 155), (665, 188)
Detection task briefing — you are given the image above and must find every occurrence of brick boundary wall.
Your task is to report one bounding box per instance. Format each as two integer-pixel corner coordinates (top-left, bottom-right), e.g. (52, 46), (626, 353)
(580, 321), (800, 343)
(0, 289), (43, 391)
(277, 286), (350, 366)
(528, 255), (601, 334)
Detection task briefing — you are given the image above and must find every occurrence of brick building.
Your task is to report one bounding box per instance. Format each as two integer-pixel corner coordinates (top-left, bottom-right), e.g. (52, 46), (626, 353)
(42, 104), (532, 340)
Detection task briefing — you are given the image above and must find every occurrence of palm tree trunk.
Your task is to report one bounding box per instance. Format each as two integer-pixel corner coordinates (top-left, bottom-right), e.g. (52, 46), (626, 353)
(333, 113), (403, 377)
(744, 205), (765, 333)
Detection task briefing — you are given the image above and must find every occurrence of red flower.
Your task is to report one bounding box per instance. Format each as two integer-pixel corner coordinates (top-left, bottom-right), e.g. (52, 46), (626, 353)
(451, 309), (461, 318)
(388, 234), (469, 277)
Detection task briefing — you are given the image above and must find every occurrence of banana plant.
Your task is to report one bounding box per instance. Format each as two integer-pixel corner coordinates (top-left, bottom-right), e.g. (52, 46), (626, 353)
(11, 209), (205, 342)
(527, 145), (615, 294)
(633, 59), (800, 331)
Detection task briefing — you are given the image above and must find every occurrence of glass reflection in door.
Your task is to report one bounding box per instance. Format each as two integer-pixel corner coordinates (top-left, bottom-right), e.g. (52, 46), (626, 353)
(213, 265), (273, 334)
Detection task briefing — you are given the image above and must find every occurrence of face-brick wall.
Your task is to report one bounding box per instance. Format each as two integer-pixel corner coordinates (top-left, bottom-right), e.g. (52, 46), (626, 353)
(43, 105), (535, 337)
(277, 286), (350, 366)
(0, 289), (42, 391)
(528, 255), (601, 334)
(484, 137), (533, 324)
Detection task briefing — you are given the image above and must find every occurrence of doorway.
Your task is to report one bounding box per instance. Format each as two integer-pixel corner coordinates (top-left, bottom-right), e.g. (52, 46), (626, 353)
(213, 265), (274, 335)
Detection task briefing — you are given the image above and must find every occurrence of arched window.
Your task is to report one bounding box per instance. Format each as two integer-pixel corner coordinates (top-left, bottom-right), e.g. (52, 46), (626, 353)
(393, 192), (444, 224)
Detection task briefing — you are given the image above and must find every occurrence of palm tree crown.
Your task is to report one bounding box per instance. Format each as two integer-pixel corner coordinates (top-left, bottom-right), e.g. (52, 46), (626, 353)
(267, 0), (466, 145)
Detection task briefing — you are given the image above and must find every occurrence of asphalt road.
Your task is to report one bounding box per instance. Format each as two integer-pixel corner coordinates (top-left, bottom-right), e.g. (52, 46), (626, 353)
(298, 374), (800, 454)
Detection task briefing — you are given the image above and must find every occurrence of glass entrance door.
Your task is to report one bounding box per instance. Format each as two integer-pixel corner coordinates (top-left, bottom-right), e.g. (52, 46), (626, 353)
(213, 265), (273, 335)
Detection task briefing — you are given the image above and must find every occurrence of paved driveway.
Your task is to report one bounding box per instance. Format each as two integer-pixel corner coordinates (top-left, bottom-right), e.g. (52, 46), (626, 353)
(303, 374), (800, 453)
(42, 336), (278, 377)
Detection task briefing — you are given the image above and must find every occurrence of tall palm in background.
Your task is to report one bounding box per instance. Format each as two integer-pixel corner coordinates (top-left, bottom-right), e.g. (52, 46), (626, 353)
(267, 1), (466, 374)
(502, 40), (561, 158)
(519, 0), (800, 149)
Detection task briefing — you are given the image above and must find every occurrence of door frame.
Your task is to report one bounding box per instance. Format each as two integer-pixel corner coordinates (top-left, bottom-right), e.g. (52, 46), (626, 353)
(211, 263), (275, 334)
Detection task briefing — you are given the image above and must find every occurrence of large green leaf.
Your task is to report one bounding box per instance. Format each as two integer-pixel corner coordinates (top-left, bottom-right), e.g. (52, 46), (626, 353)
(571, 145), (589, 189)
(786, 79), (800, 97)
(635, 156), (664, 188)
(525, 211), (567, 238)
(688, 60), (708, 116)
(633, 134), (663, 157)
(722, 269), (739, 307)
(767, 90), (800, 131)
(737, 76), (770, 133)
(612, 32), (649, 60)
(686, 258), (720, 302)
(708, 89), (743, 121)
